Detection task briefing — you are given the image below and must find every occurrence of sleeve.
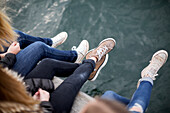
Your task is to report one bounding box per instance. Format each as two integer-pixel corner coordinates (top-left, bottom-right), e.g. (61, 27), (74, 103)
(24, 78), (55, 96)
(40, 101), (53, 113)
(0, 53), (16, 68)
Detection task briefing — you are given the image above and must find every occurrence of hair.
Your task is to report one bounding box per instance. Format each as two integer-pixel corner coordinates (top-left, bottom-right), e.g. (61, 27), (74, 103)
(0, 68), (42, 112)
(0, 10), (18, 51)
(80, 98), (130, 113)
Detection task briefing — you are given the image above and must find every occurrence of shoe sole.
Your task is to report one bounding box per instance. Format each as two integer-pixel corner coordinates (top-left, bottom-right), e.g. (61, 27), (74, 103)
(87, 49), (109, 81)
(91, 54), (109, 81)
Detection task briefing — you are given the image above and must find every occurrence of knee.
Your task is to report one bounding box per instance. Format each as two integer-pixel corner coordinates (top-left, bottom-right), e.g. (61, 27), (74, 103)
(30, 41), (48, 50)
(40, 58), (52, 64)
(33, 41), (46, 47)
(103, 90), (116, 96)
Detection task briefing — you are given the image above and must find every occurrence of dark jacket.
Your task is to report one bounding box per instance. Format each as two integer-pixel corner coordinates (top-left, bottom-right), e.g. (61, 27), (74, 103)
(0, 53), (16, 68)
(24, 78), (55, 112)
(0, 53), (54, 112)
(24, 78), (55, 96)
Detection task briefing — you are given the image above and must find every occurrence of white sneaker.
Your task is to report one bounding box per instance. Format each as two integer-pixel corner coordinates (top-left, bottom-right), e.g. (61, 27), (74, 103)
(141, 50), (168, 80)
(72, 40), (89, 63)
(51, 32), (68, 48)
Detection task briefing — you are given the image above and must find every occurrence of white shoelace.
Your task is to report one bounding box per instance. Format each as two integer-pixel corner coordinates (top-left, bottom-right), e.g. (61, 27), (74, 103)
(144, 58), (164, 80)
(96, 45), (108, 61)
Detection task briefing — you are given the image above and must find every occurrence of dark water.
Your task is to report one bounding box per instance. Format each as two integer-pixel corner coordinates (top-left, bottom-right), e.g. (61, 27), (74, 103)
(2, 0), (170, 112)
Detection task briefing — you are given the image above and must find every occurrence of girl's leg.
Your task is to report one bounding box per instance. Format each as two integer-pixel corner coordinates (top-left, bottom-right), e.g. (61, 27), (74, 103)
(128, 78), (153, 113)
(101, 90), (130, 105)
(0, 30), (52, 53)
(24, 58), (80, 79)
(12, 41), (77, 76)
(15, 30), (52, 49)
(49, 59), (95, 113)
(128, 50), (168, 113)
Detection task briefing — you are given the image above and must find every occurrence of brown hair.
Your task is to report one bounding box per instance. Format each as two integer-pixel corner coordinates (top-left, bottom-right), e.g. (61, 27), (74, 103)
(80, 98), (130, 113)
(0, 10), (18, 51)
(0, 68), (42, 112)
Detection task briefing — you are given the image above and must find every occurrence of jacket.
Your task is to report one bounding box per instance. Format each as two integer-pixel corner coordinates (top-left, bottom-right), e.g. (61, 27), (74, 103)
(0, 69), (54, 113)
(0, 53), (16, 68)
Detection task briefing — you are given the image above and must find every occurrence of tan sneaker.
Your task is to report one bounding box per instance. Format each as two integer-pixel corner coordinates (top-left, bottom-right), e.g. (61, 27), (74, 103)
(137, 50), (168, 88)
(141, 50), (168, 80)
(86, 38), (116, 61)
(88, 52), (109, 81)
(86, 38), (116, 81)
(51, 32), (68, 48)
(72, 40), (89, 63)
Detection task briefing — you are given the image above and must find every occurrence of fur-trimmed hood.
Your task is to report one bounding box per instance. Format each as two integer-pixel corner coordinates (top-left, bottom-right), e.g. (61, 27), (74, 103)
(0, 101), (41, 113)
(0, 68), (42, 113)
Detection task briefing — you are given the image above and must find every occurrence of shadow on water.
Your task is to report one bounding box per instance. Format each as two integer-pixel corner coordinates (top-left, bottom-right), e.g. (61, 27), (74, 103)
(4, 0), (170, 112)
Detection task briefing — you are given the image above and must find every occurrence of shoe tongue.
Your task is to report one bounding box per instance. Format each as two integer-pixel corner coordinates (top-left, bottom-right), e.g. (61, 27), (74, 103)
(148, 67), (157, 76)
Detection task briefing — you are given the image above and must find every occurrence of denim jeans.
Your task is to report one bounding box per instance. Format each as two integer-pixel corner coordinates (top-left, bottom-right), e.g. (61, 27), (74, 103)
(12, 42), (77, 76)
(102, 78), (153, 113)
(25, 58), (95, 113)
(0, 30), (53, 53)
(15, 30), (53, 49)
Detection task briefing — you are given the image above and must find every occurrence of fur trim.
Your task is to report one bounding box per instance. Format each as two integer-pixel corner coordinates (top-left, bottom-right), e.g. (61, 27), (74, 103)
(1, 68), (24, 83)
(0, 102), (42, 113)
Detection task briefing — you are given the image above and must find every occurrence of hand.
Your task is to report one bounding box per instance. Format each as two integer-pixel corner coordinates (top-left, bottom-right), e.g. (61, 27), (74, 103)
(7, 41), (21, 55)
(33, 88), (50, 101)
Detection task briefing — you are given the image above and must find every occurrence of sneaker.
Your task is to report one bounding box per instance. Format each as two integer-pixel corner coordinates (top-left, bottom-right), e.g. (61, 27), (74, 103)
(51, 32), (68, 48)
(88, 52), (109, 81)
(86, 38), (116, 81)
(72, 40), (89, 63)
(141, 50), (168, 80)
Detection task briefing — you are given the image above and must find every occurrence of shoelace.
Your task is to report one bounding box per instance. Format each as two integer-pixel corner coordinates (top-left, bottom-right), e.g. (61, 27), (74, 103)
(144, 57), (164, 80)
(143, 72), (158, 80)
(96, 45), (108, 60)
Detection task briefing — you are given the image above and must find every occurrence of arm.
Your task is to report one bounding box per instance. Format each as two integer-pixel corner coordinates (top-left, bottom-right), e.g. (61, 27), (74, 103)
(40, 101), (53, 113)
(0, 53), (16, 68)
(0, 42), (20, 68)
(24, 78), (55, 96)
(33, 88), (53, 113)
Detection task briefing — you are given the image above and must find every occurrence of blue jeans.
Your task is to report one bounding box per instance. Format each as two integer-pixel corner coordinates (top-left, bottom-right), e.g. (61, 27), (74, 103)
(0, 30), (53, 53)
(102, 78), (153, 113)
(12, 41), (77, 76)
(15, 30), (53, 49)
(9, 30), (77, 76)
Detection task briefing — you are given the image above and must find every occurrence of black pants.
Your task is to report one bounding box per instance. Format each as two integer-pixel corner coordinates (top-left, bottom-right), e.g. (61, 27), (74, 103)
(25, 58), (95, 113)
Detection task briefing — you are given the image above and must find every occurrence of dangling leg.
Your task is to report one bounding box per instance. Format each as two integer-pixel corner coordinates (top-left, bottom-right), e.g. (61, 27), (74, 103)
(12, 41), (77, 76)
(15, 30), (68, 48)
(24, 58), (80, 79)
(50, 59), (95, 113)
(128, 50), (168, 113)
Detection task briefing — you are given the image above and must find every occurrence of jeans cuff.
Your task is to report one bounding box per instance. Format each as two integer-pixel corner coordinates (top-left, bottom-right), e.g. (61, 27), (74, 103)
(71, 50), (78, 62)
(48, 38), (53, 46)
(82, 59), (96, 69)
(139, 77), (153, 86)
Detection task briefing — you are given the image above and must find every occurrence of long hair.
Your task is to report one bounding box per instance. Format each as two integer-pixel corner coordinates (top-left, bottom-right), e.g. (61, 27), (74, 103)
(0, 10), (18, 51)
(0, 68), (42, 112)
